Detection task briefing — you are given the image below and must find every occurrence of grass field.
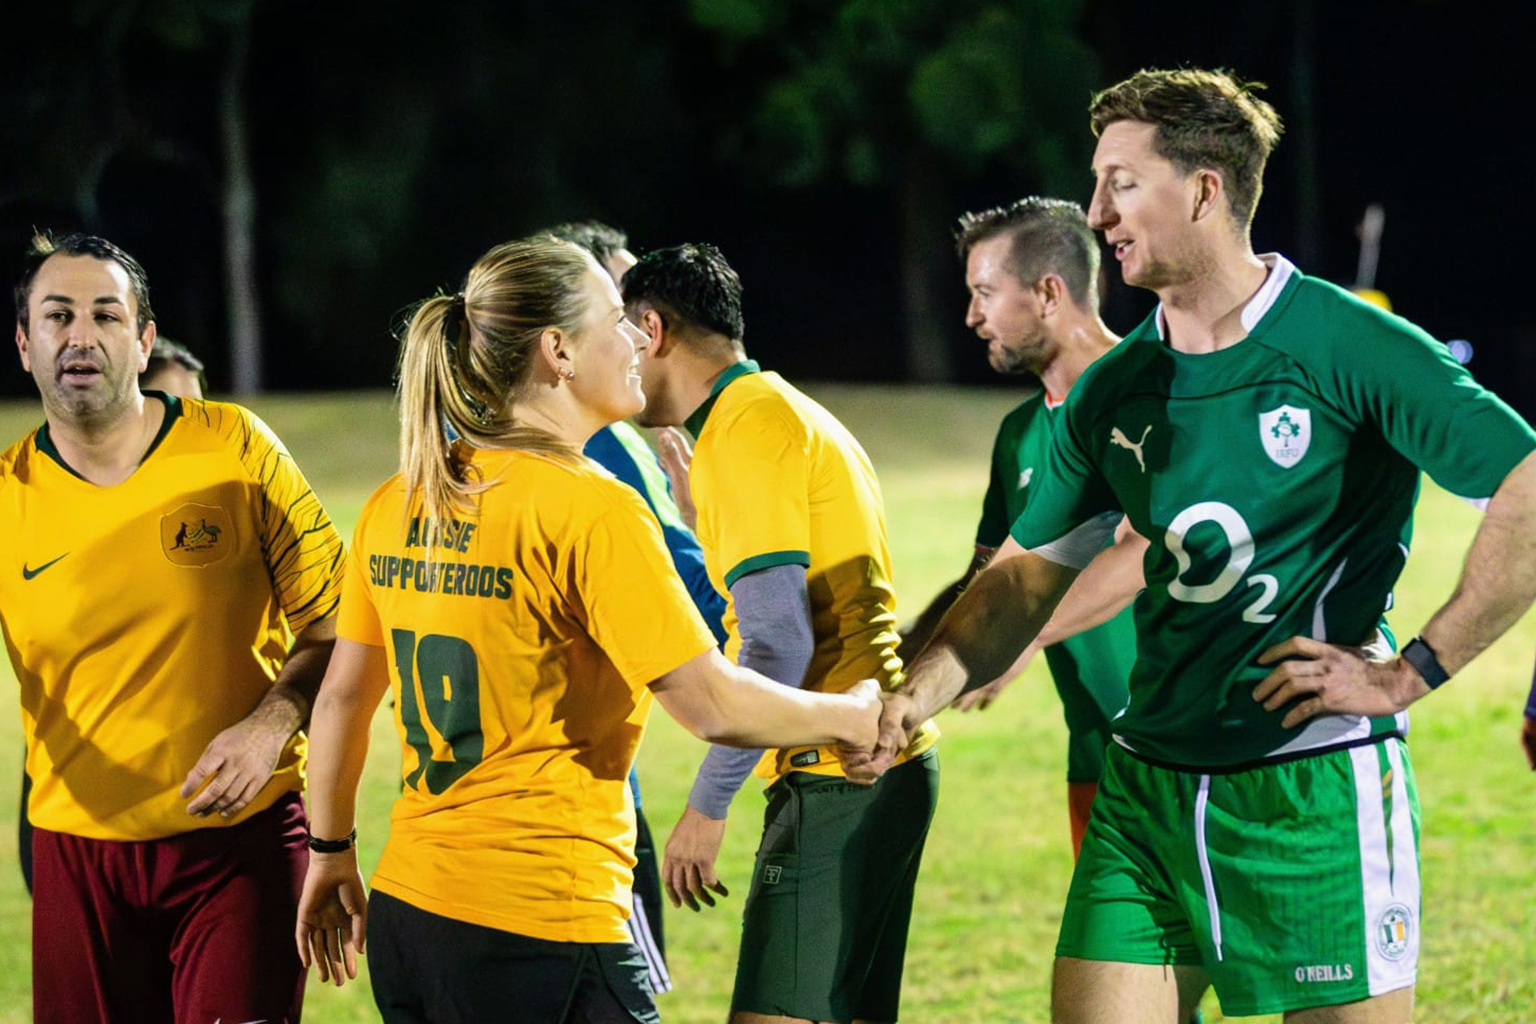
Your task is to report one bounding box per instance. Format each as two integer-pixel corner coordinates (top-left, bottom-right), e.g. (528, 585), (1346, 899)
(1, 386), (1533, 1023)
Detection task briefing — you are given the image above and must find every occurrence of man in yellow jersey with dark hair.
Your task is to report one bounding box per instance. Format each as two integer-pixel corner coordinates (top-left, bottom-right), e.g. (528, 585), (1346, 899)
(14, 334), (208, 895)
(3, 232), (344, 1024)
(622, 243), (939, 1024)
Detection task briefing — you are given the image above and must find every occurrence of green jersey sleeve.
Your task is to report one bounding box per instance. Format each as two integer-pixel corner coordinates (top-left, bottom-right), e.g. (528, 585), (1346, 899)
(1008, 379), (1122, 565)
(1307, 284), (1536, 498)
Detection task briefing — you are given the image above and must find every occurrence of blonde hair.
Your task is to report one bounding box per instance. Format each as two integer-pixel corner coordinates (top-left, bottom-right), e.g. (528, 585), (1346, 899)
(397, 237), (593, 525)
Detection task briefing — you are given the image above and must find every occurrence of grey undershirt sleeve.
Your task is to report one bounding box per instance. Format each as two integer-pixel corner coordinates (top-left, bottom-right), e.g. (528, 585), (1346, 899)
(686, 562), (814, 820)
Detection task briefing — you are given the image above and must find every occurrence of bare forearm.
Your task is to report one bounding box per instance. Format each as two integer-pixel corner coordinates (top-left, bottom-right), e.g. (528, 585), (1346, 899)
(901, 552), (1074, 720)
(305, 640), (388, 840)
(898, 553), (986, 663)
(1036, 533), (1146, 647)
(306, 692), (376, 840)
(1421, 452), (1536, 675)
(704, 663), (865, 747)
(265, 617), (340, 731)
(653, 649), (872, 749)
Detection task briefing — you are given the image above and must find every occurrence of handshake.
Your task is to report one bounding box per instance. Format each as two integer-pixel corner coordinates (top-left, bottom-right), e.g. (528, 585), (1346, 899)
(835, 680), (923, 785)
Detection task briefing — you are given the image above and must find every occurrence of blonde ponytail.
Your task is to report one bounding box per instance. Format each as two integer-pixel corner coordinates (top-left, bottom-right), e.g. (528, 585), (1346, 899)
(396, 238), (595, 526)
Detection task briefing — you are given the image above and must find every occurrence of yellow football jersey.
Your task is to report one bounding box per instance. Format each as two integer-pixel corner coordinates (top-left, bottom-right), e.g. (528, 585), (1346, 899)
(684, 362), (937, 781)
(0, 395), (343, 840)
(337, 448), (717, 943)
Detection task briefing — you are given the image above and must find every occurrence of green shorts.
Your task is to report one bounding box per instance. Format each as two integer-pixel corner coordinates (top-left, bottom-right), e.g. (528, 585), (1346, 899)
(732, 750), (939, 1023)
(1057, 738), (1420, 1016)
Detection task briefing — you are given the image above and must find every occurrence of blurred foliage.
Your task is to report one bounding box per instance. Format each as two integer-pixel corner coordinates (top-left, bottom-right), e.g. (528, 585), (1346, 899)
(0, 0), (1099, 389)
(1, 0), (1528, 399)
(687, 0), (1099, 196)
(679, 0), (1099, 379)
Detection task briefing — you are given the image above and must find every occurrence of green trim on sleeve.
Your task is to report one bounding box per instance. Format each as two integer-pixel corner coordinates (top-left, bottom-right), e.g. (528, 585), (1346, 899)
(723, 548), (810, 589)
(684, 359), (760, 439)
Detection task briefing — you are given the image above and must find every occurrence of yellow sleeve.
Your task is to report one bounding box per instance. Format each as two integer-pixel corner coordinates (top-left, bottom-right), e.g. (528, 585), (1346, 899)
(695, 404), (811, 588)
(578, 493), (717, 687)
(237, 409), (345, 633)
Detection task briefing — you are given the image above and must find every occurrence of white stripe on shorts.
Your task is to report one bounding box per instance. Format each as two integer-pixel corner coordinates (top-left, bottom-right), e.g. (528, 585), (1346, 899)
(1194, 775), (1224, 962)
(1348, 738), (1419, 996)
(628, 892), (672, 995)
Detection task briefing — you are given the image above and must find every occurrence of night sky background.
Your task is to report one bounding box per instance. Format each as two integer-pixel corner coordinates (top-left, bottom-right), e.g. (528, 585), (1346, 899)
(3, 0), (1529, 418)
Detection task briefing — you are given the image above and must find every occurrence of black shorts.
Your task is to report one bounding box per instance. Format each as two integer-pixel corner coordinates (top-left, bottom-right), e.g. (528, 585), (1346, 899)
(367, 890), (658, 1024)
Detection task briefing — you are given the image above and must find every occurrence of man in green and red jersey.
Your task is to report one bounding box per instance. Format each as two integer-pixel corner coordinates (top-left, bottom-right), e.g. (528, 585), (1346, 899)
(853, 68), (1536, 1022)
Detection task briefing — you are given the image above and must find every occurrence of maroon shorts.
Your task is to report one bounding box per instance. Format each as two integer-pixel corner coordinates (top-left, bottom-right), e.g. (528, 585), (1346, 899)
(31, 791), (309, 1024)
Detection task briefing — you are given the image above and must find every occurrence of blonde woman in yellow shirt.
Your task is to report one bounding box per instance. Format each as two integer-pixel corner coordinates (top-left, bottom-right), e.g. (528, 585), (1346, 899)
(294, 237), (880, 1024)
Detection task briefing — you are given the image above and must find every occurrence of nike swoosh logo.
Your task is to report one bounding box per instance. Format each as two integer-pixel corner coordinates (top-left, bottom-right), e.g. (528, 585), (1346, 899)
(22, 553), (69, 580)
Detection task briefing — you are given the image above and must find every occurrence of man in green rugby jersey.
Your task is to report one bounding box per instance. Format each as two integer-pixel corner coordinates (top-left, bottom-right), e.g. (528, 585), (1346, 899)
(899, 196), (1144, 859)
(851, 67), (1536, 1023)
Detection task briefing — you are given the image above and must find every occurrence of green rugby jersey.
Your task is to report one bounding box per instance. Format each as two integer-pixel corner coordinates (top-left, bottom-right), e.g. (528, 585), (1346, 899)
(978, 392), (1135, 738)
(1012, 255), (1536, 767)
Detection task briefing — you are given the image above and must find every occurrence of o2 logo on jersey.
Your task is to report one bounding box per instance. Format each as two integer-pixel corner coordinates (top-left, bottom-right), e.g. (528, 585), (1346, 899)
(161, 503), (233, 567)
(1375, 903), (1414, 961)
(1164, 502), (1279, 623)
(1259, 404), (1311, 468)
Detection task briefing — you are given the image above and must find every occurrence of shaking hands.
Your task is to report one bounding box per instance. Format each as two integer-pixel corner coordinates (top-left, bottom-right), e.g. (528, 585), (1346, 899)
(839, 686), (922, 785)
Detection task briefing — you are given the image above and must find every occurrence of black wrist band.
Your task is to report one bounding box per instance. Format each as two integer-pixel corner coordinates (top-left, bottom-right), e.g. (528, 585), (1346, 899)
(1401, 637), (1450, 690)
(307, 827), (357, 853)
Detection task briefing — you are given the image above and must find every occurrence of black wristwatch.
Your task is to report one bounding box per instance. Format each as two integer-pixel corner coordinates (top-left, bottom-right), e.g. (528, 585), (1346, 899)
(307, 826), (358, 853)
(1400, 637), (1450, 690)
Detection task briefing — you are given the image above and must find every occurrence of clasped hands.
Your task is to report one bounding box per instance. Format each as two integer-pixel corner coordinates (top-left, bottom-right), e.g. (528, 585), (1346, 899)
(839, 689), (921, 785)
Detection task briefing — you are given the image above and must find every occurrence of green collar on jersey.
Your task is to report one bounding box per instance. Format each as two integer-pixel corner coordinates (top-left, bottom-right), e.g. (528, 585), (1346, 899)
(684, 359), (760, 439)
(36, 391), (184, 481)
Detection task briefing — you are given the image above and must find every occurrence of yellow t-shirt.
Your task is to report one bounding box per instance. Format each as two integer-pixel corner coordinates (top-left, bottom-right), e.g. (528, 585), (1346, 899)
(0, 395), (343, 840)
(685, 362), (938, 781)
(337, 448), (717, 943)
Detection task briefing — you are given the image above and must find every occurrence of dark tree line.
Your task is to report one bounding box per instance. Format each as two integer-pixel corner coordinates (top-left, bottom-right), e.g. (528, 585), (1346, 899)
(3, 0), (1529, 418)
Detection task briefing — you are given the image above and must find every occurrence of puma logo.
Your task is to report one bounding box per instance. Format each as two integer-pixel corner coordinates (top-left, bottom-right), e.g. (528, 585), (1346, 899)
(1109, 425), (1152, 473)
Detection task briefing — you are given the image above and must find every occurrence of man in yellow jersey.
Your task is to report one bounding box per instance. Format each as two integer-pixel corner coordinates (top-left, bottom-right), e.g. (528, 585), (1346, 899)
(622, 243), (939, 1024)
(3, 233), (344, 1024)
(14, 334), (208, 895)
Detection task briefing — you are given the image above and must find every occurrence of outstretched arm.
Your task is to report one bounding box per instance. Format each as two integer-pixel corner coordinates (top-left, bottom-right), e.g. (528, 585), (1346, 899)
(847, 548), (1078, 781)
(182, 616), (337, 817)
(955, 523), (1148, 712)
(1257, 450), (1536, 725)
(1035, 519), (1148, 647)
(898, 549), (991, 666)
(649, 649), (878, 752)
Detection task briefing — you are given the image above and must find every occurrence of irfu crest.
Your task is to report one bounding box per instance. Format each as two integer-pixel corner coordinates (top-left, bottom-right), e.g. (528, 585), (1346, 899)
(1258, 405), (1310, 468)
